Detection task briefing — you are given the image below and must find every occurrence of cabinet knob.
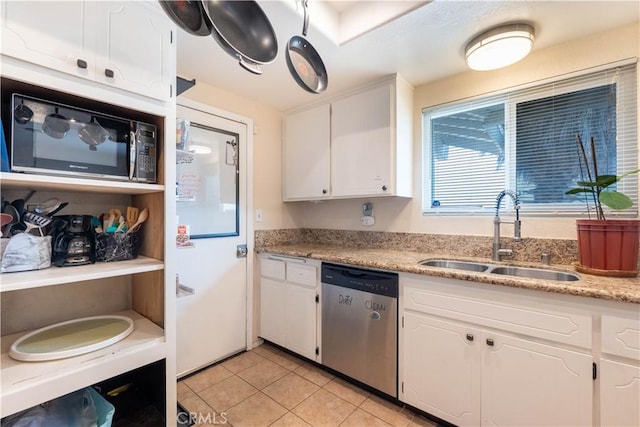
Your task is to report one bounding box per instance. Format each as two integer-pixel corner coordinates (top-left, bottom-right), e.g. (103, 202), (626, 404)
(486, 338), (494, 346)
(466, 333), (474, 341)
(322, 189), (327, 194)
(105, 69), (115, 78)
(77, 59), (88, 69)
(382, 185), (388, 191)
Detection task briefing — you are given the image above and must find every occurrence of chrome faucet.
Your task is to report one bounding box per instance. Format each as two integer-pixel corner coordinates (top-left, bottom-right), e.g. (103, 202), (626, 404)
(493, 190), (521, 261)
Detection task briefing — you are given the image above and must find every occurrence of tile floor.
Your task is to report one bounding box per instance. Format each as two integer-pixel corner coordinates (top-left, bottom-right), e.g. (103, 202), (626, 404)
(177, 343), (439, 427)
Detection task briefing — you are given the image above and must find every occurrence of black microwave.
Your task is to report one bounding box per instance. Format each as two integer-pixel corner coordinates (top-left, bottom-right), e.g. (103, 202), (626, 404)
(9, 93), (157, 183)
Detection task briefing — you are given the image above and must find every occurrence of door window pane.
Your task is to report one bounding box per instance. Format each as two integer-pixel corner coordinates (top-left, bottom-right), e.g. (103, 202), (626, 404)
(176, 121), (239, 238)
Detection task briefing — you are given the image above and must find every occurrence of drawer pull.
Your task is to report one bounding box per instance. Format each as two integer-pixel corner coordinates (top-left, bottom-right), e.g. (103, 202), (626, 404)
(486, 338), (494, 346)
(466, 333), (474, 341)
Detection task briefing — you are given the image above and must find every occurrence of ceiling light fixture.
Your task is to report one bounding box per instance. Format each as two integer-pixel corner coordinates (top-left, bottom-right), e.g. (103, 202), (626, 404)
(465, 23), (535, 71)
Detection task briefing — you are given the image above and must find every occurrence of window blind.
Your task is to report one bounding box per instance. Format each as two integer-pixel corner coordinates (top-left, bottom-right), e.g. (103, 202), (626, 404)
(423, 62), (638, 216)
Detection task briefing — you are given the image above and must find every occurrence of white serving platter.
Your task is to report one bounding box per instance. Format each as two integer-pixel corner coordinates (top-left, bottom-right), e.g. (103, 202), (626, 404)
(9, 315), (134, 362)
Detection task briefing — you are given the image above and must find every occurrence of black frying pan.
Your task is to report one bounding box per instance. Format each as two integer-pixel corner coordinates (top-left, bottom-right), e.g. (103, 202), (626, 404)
(202, 0), (278, 75)
(286, 0), (328, 94)
(158, 0), (211, 36)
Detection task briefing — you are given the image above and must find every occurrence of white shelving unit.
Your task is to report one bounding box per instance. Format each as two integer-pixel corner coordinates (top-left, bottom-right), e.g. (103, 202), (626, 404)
(0, 0), (177, 421)
(1, 310), (166, 417)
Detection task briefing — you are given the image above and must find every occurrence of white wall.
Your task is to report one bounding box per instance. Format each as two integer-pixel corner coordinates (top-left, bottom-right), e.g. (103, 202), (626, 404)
(297, 22), (640, 240)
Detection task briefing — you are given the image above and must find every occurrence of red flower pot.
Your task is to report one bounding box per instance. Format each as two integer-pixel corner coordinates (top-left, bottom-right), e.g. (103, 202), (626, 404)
(576, 219), (640, 276)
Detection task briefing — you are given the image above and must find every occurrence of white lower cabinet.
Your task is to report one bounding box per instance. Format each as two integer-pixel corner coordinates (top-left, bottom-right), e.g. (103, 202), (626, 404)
(600, 358), (640, 426)
(259, 255), (320, 361)
(400, 274), (594, 426)
(481, 330), (592, 426)
(599, 313), (640, 426)
(260, 277), (286, 346)
(403, 312), (481, 425)
(285, 283), (317, 360)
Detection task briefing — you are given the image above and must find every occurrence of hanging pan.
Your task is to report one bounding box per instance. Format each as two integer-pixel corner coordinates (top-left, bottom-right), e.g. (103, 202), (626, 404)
(201, 0), (278, 75)
(286, 0), (328, 94)
(158, 0), (211, 36)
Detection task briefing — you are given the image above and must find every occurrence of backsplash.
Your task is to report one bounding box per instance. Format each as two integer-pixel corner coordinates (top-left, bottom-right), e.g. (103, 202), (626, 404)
(255, 229), (582, 266)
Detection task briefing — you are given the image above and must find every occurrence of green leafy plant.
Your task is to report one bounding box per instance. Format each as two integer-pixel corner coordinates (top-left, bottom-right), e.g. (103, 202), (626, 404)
(566, 134), (640, 220)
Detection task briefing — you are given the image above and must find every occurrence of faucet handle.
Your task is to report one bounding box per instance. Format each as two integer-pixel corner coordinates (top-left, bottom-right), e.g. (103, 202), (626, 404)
(541, 253), (551, 265)
(513, 220), (522, 241)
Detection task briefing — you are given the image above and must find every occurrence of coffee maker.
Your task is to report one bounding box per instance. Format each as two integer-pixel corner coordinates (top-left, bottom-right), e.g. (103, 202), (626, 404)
(52, 215), (95, 266)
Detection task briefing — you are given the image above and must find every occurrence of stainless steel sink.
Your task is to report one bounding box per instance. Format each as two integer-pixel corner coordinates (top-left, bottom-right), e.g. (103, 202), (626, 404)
(419, 259), (490, 272)
(419, 259), (580, 282)
(489, 266), (579, 281)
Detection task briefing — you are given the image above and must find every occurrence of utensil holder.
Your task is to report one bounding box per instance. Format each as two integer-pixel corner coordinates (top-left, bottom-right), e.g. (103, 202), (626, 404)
(95, 232), (140, 262)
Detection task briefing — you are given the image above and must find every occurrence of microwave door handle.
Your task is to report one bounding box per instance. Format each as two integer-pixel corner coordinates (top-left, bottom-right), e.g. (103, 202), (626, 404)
(129, 130), (136, 181)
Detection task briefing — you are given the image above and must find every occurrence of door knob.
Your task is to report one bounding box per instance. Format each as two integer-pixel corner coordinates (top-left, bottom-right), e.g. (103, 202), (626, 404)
(236, 244), (248, 258)
(466, 333), (474, 341)
(486, 338), (495, 346)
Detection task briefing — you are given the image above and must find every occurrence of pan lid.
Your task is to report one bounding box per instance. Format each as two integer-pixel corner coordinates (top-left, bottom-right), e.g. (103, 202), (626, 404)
(159, 0), (211, 36)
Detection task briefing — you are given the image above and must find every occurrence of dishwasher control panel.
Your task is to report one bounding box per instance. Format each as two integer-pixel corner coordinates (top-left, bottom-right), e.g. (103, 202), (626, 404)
(321, 263), (398, 297)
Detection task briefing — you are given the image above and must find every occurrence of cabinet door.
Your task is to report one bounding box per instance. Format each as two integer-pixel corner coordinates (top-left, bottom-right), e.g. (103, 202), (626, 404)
(402, 312), (481, 426)
(283, 104), (331, 200)
(260, 277), (285, 346)
(285, 283), (317, 360)
(331, 84), (392, 197)
(95, 1), (174, 100)
(600, 358), (640, 426)
(481, 330), (593, 426)
(1, 1), (97, 79)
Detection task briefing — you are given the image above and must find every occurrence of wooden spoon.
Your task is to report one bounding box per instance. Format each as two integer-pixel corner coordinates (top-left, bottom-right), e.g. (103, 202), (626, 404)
(126, 208), (148, 234)
(126, 206), (139, 229)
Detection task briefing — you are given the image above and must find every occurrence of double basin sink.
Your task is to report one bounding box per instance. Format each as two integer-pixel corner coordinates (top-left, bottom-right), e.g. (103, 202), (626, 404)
(419, 259), (579, 282)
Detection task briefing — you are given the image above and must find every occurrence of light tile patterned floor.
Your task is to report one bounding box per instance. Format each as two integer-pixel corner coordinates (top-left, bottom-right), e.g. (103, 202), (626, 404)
(178, 343), (439, 427)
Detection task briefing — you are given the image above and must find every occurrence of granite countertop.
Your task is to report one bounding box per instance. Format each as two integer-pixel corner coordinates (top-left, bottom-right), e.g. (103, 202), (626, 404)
(257, 243), (640, 304)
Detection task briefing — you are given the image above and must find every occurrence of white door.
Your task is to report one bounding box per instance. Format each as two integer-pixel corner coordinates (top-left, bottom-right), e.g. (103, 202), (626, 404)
(481, 330), (593, 426)
(401, 312), (481, 426)
(600, 358), (640, 426)
(175, 101), (249, 377)
(331, 84), (392, 197)
(95, 1), (174, 100)
(283, 104), (331, 200)
(1, 1), (96, 79)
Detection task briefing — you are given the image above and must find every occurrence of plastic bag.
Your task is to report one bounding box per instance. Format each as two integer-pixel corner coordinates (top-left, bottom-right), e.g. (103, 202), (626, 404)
(2, 387), (114, 427)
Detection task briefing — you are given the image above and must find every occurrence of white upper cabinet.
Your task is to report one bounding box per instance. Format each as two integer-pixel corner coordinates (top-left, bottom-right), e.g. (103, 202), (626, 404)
(1, 1), (97, 78)
(282, 75), (413, 201)
(283, 104), (331, 200)
(1, 1), (174, 101)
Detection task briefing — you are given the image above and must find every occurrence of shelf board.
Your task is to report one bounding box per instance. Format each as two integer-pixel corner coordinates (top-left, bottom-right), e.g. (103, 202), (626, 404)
(1, 310), (166, 418)
(0, 256), (164, 292)
(0, 172), (165, 195)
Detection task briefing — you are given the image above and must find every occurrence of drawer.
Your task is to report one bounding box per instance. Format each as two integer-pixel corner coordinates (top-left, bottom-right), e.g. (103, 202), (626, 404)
(403, 275), (592, 349)
(602, 314), (640, 360)
(286, 263), (317, 287)
(261, 258), (285, 280)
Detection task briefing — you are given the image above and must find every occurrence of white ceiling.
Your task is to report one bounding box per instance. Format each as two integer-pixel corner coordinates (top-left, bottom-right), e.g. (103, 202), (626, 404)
(175, 0), (639, 112)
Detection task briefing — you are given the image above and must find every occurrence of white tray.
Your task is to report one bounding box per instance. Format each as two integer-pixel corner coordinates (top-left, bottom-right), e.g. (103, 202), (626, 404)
(9, 315), (134, 362)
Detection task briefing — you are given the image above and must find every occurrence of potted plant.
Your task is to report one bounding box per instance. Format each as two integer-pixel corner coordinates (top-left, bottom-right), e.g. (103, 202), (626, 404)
(566, 134), (640, 277)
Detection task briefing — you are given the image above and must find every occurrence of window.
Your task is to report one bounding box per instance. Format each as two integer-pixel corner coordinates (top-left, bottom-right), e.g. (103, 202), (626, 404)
(423, 63), (638, 216)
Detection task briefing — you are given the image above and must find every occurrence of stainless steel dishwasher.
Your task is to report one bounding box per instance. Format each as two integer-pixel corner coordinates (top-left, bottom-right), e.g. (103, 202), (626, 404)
(321, 262), (398, 397)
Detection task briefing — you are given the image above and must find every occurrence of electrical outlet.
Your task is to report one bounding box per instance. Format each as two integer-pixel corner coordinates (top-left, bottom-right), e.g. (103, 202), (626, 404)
(361, 215), (375, 226)
(255, 209), (263, 223)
